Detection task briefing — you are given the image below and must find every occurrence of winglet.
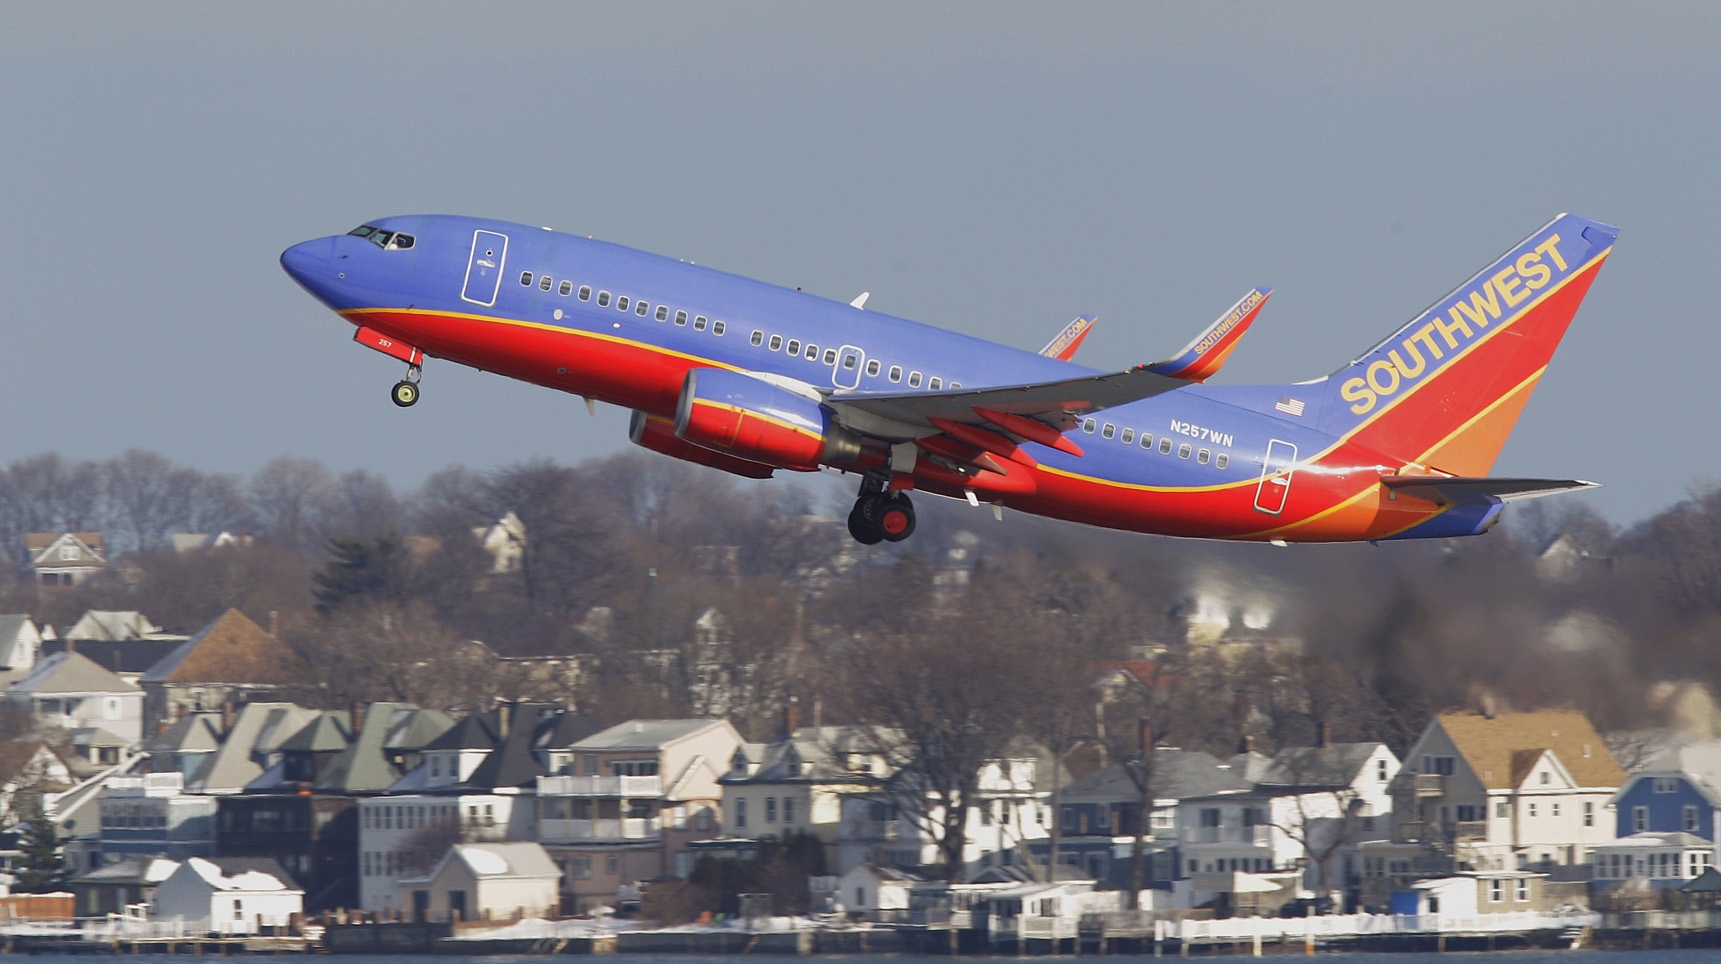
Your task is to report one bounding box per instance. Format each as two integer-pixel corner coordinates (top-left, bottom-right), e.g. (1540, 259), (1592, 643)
(1143, 287), (1271, 382)
(1038, 315), (1097, 362)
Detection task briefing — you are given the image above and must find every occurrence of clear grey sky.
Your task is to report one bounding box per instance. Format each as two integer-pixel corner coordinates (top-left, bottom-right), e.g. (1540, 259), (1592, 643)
(2, 2), (1716, 526)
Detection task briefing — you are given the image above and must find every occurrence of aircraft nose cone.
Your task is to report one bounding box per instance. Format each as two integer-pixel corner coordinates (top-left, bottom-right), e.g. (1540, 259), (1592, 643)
(280, 236), (335, 289)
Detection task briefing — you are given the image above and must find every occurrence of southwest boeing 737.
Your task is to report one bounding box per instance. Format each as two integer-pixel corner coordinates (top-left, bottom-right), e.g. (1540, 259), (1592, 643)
(281, 214), (1615, 545)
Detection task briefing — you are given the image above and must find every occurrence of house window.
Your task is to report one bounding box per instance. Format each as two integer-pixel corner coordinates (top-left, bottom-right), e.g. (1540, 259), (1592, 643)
(1515, 878), (1529, 901)
(1489, 879), (1503, 903)
(1540, 771), (1550, 785)
(570, 855), (591, 879)
(1655, 777), (1679, 793)
(1422, 755), (1455, 776)
(1497, 801), (1509, 818)
(1552, 803), (1560, 817)
(1377, 759), (1389, 781)
(783, 797), (795, 824)
(735, 798), (747, 830)
(1584, 801), (1594, 826)
(60, 546), (79, 561)
(1634, 806), (1649, 832)
(1528, 802), (1537, 818)
(765, 797), (777, 823)
(606, 855), (618, 874)
(1685, 805), (1700, 832)
(585, 754), (599, 775)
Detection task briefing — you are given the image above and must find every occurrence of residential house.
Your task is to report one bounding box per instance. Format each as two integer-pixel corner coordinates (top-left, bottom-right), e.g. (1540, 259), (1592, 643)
(1035, 746), (1249, 889)
(98, 772), (216, 861)
(357, 703), (588, 914)
(719, 715), (891, 871)
(26, 532), (106, 590)
(473, 512), (525, 574)
(1402, 870), (1552, 915)
(1362, 708), (1624, 911)
(834, 862), (927, 917)
(5, 651), (146, 751)
(0, 616), (46, 678)
(0, 740), (73, 831)
(169, 532), (252, 553)
(1611, 742), (1721, 845)
(1179, 740), (1398, 912)
(153, 856), (303, 933)
(398, 842), (559, 922)
(537, 718), (740, 913)
(219, 702), (449, 910)
(1592, 832), (1715, 887)
(836, 739), (1058, 879)
(63, 611), (162, 642)
(68, 855), (178, 916)
(138, 609), (310, 732)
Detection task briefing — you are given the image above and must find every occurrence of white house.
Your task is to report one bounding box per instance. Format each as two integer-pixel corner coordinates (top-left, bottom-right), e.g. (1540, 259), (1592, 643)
(397, 843), (560, 922)
(835, 862), (928, 917)
(0, 616), (45, 675)
(153, 857), (303, 934)
(5, 651), (145, 747)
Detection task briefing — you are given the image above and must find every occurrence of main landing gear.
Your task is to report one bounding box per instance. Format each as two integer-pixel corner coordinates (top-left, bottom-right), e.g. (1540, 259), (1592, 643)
(848, 479), (916, 545)
(391, 365), (422, 408)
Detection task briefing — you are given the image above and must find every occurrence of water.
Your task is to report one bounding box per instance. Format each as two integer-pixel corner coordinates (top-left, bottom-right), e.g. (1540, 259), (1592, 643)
(24, 954), (1721, 963)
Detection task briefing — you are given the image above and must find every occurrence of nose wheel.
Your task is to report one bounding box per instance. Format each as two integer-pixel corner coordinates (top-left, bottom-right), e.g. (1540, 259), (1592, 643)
(847, 486), (915, 544)
(391, 365), (422, 408)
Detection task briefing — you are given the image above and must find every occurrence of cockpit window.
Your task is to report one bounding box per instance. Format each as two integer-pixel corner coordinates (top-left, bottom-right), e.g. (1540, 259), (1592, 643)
(347, 225), (413, 250)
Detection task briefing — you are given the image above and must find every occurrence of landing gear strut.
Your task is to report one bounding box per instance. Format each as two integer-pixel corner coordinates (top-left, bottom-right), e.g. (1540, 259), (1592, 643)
(391, 365), (422, 408)
(848, 479), (916, 545)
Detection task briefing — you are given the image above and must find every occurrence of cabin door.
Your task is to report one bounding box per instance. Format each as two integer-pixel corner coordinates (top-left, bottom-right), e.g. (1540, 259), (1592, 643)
(1253, 439), (1298, 515)
(833, 345), (866, 390)
(460, 230), (509, 306)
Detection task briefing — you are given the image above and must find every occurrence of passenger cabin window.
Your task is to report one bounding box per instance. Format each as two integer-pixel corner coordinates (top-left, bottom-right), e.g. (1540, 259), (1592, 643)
(579, 285), (592, 301)
(786, 339), (801, 356)
(866, 360), (881, 376)
(617, 296), (630, 311)
(845, 355), (858, 370)
(805, 343), (819, 360)
(1140, 433), (1153, 448)
(823, 349), (838, 364)
(888, 366), (902, 383)
(539, 275), (553, 291)
(637, 300), (649, 316)
(712, 321), (726, 335)
(769, 335), (783, 351)
(1159, 437), (1172, 454)
(951, 382), (961, 389)
(929, 377), (942, 390)
(675, 310), (688, 325)
(909, 371), (923, 388)
(1121, 428), (1134, 444)
(656, 305), (669, 321)
(750, 330), (764, 346)
(1083, 419), (1096, 434)
(1102, 423), (1115, 439)
(598, 291), (611, 307)
(1179, 443), (1192, 459)
(559, 281), (573, 296)
(1198, 449), (1211, 464)
(1216, 453), (1229, 469)
(520, 271), (533, 286)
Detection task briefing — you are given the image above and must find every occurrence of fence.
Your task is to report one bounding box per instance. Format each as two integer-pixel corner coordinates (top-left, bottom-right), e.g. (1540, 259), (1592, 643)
(1168, 910), (1599, 943)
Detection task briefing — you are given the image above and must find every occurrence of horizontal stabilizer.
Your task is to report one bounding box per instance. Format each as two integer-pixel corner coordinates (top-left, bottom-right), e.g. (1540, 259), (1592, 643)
(1143, 287), (1271, 382)
(1038, 315), (1097, 362)
(1380, 475), (1599, 506)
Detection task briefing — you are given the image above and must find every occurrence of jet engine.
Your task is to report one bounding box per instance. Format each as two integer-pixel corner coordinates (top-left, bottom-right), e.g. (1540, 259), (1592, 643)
(674, 368), (863, 471)
(628, 410), (777, 479)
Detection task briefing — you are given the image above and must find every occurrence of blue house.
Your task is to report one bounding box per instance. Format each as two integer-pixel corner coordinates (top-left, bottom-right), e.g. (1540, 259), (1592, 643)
(1610, 743), (1721, 843)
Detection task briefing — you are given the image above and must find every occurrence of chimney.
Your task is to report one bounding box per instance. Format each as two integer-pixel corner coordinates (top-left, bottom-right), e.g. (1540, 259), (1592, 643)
(221, 700), (235, 735)
(783, 696), (801, 739)
(268, 610), (279, 639)
(350, 701), (366, 735)
(498, 701), (511, 739)
(1237, 733), (1253, 755)
(176, 703), (188, 720)
(1138, 717), (1153, 755)
(1317, 722), (1330, 748)
(65, 637), (76, 656)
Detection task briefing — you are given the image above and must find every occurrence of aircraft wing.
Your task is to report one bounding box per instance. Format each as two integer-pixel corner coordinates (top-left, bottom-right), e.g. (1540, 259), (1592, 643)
(828, 365), (1189, 442)
(1380, 476), (1599, 505)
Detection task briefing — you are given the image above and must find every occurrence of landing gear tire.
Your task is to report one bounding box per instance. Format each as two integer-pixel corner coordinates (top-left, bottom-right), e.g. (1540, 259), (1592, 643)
(847, 501), (886, 545)
(877, 494), (915, 542)
(391, 380), (420, 407)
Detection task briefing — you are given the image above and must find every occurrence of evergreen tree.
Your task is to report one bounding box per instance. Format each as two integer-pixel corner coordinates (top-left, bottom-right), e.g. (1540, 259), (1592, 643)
(312, 534), (405, 613)
(15, 813), (61, 892)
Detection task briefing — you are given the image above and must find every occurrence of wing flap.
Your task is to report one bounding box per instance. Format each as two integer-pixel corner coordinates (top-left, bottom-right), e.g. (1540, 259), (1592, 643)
(828, 365), (1189, 440)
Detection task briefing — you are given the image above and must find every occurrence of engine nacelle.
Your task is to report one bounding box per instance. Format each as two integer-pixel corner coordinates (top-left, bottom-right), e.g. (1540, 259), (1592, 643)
(628, 410), (777, 479)
(674, 368), (862, 471)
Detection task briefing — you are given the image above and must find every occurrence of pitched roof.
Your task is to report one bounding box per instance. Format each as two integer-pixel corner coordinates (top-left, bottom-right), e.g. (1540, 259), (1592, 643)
(276, 712), (352, 752)
(1632, 742), (1721, 804)
(71, 855), (178, 885)
(411, 842), (559, 883)
(187, 703), (322, 792)
(65, 611), (157, 641)
(0, 616), (35, 667)
(425, 711), (501, 751)
(1437, 709), (1625, 790)
(7, 651), (139, 695)
(460, 704), (563, 791)
(572, 718), (726, 752)
(315, 703), (423, 793)
(44, 638), (188, 674)
(177, 856), (299, 892)
(1062, 748), (1251, 803)
(145, 713), (225, 755)
(383, 705), (455, 754)
(139, 609), (307, 685)
(1258, 743), (1385, 789)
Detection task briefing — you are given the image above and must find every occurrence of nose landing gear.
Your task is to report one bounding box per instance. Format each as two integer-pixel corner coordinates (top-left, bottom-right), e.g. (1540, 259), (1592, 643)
(847, 479), (916, 545)
(391, 365), (422, 408)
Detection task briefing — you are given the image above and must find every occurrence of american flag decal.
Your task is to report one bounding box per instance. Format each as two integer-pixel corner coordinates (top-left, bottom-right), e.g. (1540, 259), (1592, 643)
(1275, 396), (1305, 417)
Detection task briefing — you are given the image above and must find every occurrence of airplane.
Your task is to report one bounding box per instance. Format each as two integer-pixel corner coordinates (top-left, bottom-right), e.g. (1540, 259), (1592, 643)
(281, 214), (1616, 546)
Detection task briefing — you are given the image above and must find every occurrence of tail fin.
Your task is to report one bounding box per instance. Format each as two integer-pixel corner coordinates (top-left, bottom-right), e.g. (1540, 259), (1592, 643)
(1317, 215), (1616, 476)
(1144, 287), (1272, 382)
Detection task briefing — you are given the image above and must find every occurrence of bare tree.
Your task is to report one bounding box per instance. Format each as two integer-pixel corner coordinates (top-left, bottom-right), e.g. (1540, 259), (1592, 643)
(248, 456), (335, 556)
